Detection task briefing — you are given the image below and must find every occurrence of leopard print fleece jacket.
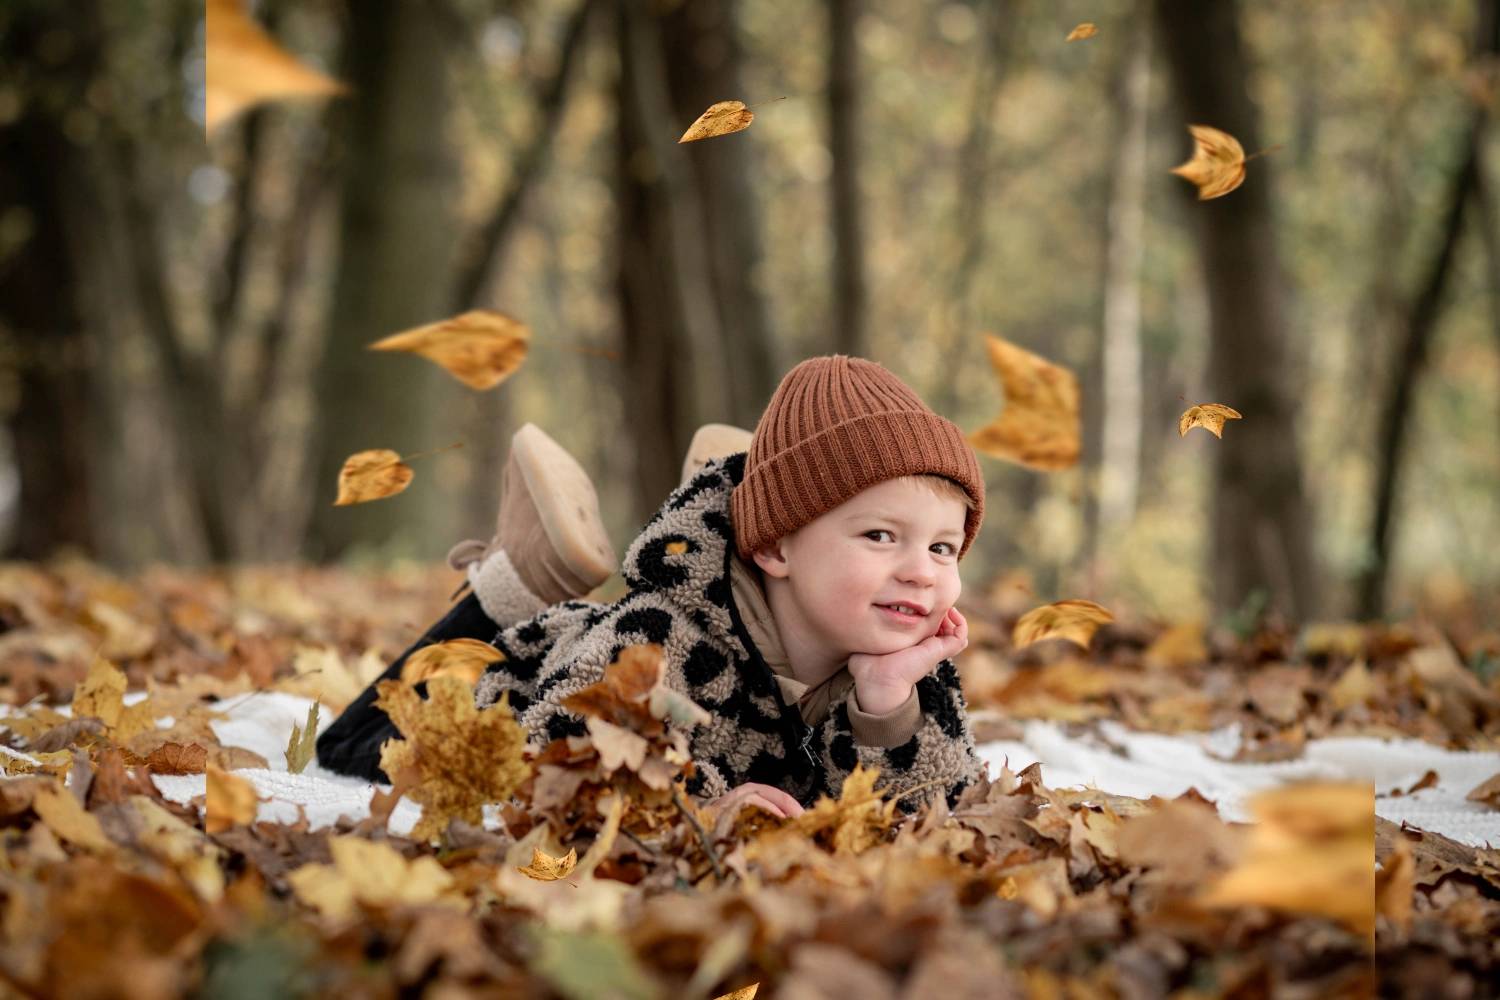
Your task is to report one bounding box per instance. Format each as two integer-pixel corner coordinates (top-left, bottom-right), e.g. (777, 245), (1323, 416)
(472, 451), (987, 814)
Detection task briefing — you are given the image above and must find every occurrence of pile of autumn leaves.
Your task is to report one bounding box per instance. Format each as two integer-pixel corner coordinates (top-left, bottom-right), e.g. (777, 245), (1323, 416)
(2, 561), (1499, 996)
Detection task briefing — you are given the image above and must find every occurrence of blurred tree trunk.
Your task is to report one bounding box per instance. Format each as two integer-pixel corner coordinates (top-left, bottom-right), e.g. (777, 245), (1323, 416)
(309, 0), (461, 560)
(828, 0), (866, 357)
(1155, 0), (1319, 622)
(1097, 18), (1152, 535)
(0, 116), (97, 559)
(660, 0), (776, 429)
(1359, 0), (1497, 618)
(615, 0), (771, 520)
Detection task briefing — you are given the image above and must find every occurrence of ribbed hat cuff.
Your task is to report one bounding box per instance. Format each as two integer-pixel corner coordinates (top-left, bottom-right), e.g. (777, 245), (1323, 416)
(732, 409), (982, 561)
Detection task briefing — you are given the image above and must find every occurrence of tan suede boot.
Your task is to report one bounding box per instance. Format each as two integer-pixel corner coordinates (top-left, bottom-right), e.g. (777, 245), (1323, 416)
(448, 424), (618, 623)
(679, 423), (753, 487)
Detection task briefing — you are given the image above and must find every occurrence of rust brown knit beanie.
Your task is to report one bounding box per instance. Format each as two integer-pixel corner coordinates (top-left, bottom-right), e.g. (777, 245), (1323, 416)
(730, 355), (985, 561)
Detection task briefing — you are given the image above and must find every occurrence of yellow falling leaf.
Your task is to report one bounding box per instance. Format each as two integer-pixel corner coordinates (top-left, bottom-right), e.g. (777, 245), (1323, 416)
(515, 845), (579, 882)
(205, 0), (349, 133)
(333, 449), (413, 506)
(1013, 600), (1116, 650)
(375, 677), (531, 843)
(206, 763), (259, 834)
(1066, 23), (1098, 41)
(1169, 124), (1280, 200)
(288, 835), (460, 921)
(1178, 402), (1243, 439)
(71, 658), (154, 743)
(680, 101), (755, 143)
(400, 637), (507, 687)
(968, 334), (1080, 471)
(368, 310), (530, 391)
(284, 699), (320, 775)
(714, 987), (759, 1000)
(1200, 781), (1375, 939)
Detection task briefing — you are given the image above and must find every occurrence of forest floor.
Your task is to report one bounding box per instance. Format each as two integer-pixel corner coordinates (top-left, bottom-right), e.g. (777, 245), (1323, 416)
(0, 559), (1498, 999)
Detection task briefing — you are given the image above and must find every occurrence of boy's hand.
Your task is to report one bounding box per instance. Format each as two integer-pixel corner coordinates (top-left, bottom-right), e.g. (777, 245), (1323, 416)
(847, 607), (968, 715)
(706, 782), (804, 820)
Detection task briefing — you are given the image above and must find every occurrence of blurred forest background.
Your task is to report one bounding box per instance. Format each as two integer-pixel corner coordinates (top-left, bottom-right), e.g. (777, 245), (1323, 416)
(1, 0), (1498, 632)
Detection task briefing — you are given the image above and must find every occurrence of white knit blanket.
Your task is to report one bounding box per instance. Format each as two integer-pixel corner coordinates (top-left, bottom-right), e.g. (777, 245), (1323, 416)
(8, 692), (1498, 847)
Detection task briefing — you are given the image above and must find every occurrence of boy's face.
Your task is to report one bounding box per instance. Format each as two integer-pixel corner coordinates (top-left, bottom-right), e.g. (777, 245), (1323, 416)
(753, 477), (967, 658)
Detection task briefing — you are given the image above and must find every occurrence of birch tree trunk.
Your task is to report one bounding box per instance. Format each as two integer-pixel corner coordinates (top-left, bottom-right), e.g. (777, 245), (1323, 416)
(1097, 20), (1152, 534)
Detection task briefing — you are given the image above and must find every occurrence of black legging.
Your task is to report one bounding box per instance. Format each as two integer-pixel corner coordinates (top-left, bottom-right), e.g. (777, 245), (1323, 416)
(315, 592), (498, 783)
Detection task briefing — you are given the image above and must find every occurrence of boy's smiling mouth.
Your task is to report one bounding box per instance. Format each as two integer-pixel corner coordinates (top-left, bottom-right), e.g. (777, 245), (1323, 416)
(875, 602), (927, 623)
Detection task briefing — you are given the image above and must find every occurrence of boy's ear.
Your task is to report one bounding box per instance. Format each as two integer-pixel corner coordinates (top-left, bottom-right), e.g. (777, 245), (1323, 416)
(751, 539), (791, 579)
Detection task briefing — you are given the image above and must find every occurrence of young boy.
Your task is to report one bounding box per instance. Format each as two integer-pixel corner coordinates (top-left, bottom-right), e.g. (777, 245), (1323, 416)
(317, 355), (988, 817)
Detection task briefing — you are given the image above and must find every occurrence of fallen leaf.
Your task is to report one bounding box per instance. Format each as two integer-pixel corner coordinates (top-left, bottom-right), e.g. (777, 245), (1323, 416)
(680, 100), (755, 143)
(1065, 23), (1098, 41)
(71, 658), (154, 743)
(85, 599), (156, 660)
(334, 449), (413, 506)
(1375, 835), (1412, 928)
(288, 835), (460, 921)
(1142, 622), (1208, 670)
(32, 781), (115, 853)
(1467, 773), (1500, 810)
(209, 746), (271, 771)
(375, 677), (531, 842)
(1328, 660), (1377, 711)
(1405, 770), (1440, 795)
(205, 0), (349, 133)
(1012, 600), (1115, 650)
(1178, 402), (1243, 439)
(132, 795), (227, 903)
(516, 845), (578, 882)
(29, 716), (108, 754)
(142, 743), (208, 776)
(1169, 124), (1270, 200)
(284, 645), (364, 713)
(1201, 782), (1375, 938)
(205, 763), (259, 834)
(530, 928), (663, 1000)
(284, 700), (319, 775)
(789, 763), (900, 855)
(369, 310), (530, 390)
(400, 638), (506, 686)
(968, 334), (1080, 471)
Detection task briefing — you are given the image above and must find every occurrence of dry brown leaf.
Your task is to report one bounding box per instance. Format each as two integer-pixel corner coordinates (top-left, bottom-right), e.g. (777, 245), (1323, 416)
(368, 310), (530, 391)
(400, 638), (507, 686)
(285, 700), (320, 775)
(1201, 782), (1375, 938)
(680, 100), (755, 143)
(1467, 773), (1500, 810)
(1169, 124), (1278, 200)
(85, 600), (156, 660)
(334, 449), (413, 506)
(968, 334), (1080, 470)
(206, 763), (259, 834)
(131, 795), (227, 903)
(1375, 835), (1413, 928)
(205, 0), (349, 133)
(209, 746), (270, 771)
(1012, 600), (1115, 650)
(1178, 402), (1243, 439)
(375, 676), (531, 843)
(288, 835), (460, 921)
(515, 845), (578, 882)
(142, 742), (208, 776)
(1065, 23), (1098, 41)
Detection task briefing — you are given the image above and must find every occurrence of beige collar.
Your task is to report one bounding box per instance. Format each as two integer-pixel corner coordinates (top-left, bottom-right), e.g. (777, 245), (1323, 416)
(727, 553), (852, 728)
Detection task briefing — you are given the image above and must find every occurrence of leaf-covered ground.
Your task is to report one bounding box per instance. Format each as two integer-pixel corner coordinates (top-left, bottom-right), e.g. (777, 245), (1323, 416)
(0, 559), (1498, 999)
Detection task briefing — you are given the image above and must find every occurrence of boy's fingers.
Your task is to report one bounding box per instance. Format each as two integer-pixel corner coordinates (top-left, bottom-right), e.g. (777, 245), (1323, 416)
(742, 794), (786, 818)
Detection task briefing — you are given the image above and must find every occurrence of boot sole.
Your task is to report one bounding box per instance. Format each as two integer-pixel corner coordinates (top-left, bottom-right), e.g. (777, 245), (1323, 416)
(680, 423), (754, 486)
(510, 424), (619, 585)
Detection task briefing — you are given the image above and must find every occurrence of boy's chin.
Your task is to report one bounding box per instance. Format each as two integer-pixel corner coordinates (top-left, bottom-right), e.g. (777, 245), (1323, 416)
(847, 633), (922, 657)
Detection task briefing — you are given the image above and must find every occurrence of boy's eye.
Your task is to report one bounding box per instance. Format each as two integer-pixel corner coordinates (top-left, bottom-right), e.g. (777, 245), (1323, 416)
(931, 542), (956, 556)
(864, 530), (893, 543)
